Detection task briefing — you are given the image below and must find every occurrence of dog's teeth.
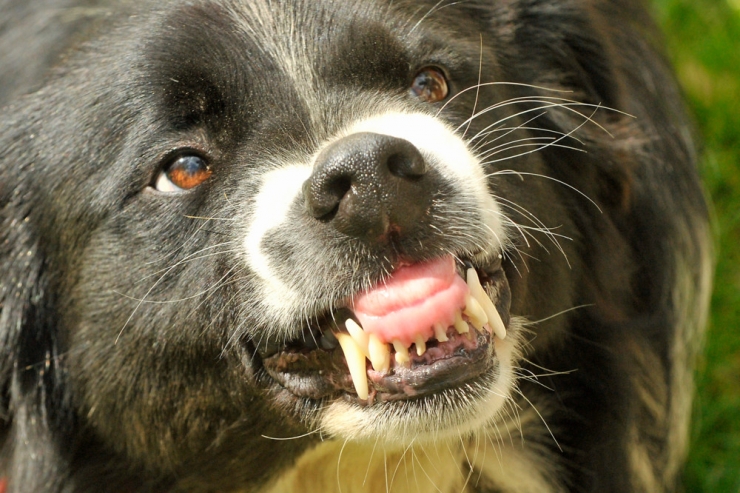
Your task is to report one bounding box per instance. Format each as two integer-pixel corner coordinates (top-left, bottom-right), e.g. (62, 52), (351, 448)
(466, 267), (506, 339)
(466, 267), (482, 291)
(454, 311), (469, 334)
(392, 340), (410, 366)
(368, 333), (391, 374)
(486, 305), (507, 340)
(464, 294), (487, 330)
(434, 323), (449, 342)
(345, 318), (370, 359)
(335, 332), (369, 400)
(414, 335), (427, 356)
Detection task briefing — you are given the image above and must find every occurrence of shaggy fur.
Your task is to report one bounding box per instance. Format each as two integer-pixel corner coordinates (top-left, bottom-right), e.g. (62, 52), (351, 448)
(0, 1), (711, 492)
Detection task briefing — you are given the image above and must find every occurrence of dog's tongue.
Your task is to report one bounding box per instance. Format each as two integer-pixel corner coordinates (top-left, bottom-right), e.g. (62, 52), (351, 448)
(351, 256), (468, 346)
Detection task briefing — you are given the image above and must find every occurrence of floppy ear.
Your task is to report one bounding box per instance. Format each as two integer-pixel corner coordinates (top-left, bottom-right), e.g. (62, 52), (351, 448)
(0, 122), (74, 487)
(0, 132), (42, 417)
(0, 120), (68, 432)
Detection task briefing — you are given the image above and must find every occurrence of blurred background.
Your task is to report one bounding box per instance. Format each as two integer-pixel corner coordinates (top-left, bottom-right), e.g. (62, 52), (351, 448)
(651, 0), (740, 490)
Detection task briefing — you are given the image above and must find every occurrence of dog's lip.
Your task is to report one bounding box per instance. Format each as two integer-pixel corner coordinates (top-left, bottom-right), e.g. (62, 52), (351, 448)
(256, 256), (510, 403)
(364, 325), (492, 403)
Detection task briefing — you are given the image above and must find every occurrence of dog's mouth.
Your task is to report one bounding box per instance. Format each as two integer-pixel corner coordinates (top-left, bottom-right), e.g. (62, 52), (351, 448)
(256, 255), (511, 405)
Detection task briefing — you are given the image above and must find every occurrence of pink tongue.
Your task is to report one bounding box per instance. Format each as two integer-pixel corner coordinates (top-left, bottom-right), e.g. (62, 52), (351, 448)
(351, 256), (468, 346)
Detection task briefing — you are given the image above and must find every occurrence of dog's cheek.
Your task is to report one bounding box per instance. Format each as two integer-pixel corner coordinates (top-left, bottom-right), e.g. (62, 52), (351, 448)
(58, 219), (302, 471)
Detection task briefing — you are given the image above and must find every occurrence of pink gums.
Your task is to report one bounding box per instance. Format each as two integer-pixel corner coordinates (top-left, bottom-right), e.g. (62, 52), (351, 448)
(351, 256), (469, 346)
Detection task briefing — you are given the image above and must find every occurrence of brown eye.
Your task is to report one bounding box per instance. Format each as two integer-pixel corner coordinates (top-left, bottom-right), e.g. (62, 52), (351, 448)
(410, 67), (449, 103)
(155, 155), (212, 193)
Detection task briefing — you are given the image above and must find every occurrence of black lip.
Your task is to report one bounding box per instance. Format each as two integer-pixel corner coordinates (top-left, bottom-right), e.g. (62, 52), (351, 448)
(366, 327), (493, 403)
(256, 257), (511, 404)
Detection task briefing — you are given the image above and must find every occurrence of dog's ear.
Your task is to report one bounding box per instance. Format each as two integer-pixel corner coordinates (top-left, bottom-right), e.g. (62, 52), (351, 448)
(0, 120), (78, 490)
(0, 119), (64, 426)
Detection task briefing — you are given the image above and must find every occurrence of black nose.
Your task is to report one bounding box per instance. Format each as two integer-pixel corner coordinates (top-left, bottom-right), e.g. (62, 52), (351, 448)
(303, 132), (433, 241)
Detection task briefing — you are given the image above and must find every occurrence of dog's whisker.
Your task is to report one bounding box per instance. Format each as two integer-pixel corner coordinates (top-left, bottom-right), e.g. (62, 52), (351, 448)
(435, 81), (574, 117)
(491, 198), (572, 261)
(114, 266), (238, 304)
(469, 111), (555, 155)
(260, 429), (323, 441)
(408, 0), (465, 35)
(186, 269), (246, 328)
(183, 214), (238, 221)
(460, 34), (485, 141)
(471, 125), (587, 152)
(465, 99), (622, 146)
(476, 137), (569, 161)
(361, 437), (381, 487)
(458, 434), (475, 492)
(135, 242), (238, 282)
(140, 216), (234, 267)
(467, 106), (554, 146)
(470, 119), (557, 153)
(457, 97), (589, 137)
(511, 387), (562, 452)
(491, 404), (516, 450)
(493, 171), (603, 222)
(522, 304), (595, 327)
(462, 95), (630, 137)
(481, 142), (588, 163)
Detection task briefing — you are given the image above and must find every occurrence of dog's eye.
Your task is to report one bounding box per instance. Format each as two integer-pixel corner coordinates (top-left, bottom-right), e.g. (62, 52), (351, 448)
(155, 155), (212, 193)
(410, 67), (449, 103)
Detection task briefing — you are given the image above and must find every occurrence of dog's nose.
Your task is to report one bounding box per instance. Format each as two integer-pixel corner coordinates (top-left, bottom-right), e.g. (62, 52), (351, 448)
(303, 132), (432, 241)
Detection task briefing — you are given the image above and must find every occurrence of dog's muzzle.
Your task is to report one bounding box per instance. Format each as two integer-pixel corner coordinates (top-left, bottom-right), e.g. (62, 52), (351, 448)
(256, 132), (511, 404)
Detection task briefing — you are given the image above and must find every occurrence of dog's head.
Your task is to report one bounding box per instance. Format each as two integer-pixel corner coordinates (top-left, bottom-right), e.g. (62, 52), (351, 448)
(2, 0), (703, 488)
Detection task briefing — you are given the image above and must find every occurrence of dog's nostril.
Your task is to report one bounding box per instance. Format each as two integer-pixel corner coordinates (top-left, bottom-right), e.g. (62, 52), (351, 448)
(303, 174), (351, 221)
(387, 151), (427, 179)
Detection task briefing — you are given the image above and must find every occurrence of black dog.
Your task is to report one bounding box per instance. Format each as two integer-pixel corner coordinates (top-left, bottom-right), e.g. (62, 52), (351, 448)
(0, 1), (712, 492)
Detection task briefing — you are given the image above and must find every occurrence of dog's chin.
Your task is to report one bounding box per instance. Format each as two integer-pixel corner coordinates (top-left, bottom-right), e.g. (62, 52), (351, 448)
(251, 256), (518, 444)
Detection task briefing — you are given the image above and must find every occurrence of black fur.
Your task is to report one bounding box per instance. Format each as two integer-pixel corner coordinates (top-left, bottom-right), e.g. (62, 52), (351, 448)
(0, 1), (711, 492)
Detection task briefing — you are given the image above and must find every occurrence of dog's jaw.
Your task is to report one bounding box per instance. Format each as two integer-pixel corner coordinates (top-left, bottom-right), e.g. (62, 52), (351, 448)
(318, 318), (523, 444)
(242, 110), (519, 444)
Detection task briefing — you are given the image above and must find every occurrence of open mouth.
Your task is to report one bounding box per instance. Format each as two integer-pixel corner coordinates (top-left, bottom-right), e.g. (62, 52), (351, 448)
(257, 255), (511, 405)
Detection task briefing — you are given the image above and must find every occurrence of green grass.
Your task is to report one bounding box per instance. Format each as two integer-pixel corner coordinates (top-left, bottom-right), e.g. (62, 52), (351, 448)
(651, 0), (740, 490)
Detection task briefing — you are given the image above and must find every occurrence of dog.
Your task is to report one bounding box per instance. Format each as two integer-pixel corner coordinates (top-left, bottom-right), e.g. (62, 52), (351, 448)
(0, 0), (713, 491)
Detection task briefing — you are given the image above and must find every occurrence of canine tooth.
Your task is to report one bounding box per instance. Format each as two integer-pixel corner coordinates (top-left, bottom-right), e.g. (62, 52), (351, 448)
(487, 305), (507, 340)
(392, 340), (410, 366)
(467, 267), (507, 339)
(335, 332), (369, 400)
(466, 267), (481, 291)
(414, 335), (427, 356)
(454, 311), (469, 334)
(434, 323), (449, 342)
(368, 333), (391, 374)
(463, 294), (487, 330)
(345, 319), (370, 359)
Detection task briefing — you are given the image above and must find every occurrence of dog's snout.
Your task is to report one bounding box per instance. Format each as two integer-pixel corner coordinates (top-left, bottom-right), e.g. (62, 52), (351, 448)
(303, 132), (433, 240)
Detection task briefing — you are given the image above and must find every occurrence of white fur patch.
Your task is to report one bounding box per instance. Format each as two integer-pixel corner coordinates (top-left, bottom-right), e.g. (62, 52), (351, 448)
(244, 164), (312, 314)
(262, 439), (467, 493)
